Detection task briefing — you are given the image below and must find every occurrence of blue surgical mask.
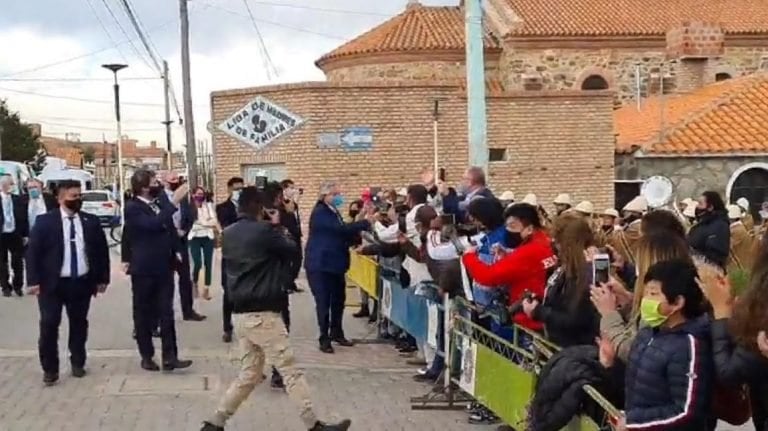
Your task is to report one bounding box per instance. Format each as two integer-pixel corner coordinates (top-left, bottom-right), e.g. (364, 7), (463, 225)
(331, 194), (344, 208)
(231, 190), (241, 202)
(29, 189), (41, 199)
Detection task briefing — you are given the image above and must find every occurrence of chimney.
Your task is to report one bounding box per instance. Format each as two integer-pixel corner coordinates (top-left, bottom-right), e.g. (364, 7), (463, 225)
(666, 21), (724, 93)
(406, 0), (421, 10)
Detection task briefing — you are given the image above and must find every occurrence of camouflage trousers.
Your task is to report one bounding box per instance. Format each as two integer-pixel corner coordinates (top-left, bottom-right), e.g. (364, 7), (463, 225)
(208, 312), (318, 428)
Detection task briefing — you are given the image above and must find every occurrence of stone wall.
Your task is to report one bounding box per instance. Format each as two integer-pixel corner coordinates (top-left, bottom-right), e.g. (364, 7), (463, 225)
(615, 154), (768, 199)
(211, 82), (615, 214)
(325, 60), (468, 82)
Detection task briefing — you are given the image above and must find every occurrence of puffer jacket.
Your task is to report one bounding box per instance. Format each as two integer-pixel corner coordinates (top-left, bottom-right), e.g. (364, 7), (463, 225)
(710, 318), (768, 431)
(624, 316), (713, 431)
(529, 345), (624, 431)
(688, 210), (730, 269)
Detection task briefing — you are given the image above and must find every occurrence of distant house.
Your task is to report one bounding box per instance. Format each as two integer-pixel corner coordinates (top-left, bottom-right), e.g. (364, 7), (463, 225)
(615, 74), (768, 218)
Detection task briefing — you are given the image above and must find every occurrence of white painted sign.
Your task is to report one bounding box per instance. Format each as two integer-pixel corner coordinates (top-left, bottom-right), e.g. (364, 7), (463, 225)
(381, 279), (393, 319)
(218, 96), (305, 150)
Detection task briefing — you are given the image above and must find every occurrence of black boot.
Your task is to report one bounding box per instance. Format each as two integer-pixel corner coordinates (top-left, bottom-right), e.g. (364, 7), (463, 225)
(200, 422), (224, 431)
(309, 419), (351, 431)
(352, 306), (370, 318)
(270, 367), (285, 390)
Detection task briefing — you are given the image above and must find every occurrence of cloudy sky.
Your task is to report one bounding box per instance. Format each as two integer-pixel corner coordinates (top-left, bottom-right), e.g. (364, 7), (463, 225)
(0, 0), (454, 152)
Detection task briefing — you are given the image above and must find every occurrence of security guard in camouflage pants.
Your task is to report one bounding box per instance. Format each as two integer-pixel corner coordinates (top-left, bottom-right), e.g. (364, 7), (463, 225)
(201, 187), (351, 431)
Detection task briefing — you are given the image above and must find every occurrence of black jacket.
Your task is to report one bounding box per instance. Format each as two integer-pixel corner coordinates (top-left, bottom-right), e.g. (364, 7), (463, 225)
(529, 345), (623, 431)
(710, 318), (768, 431)
(222, 216), (296, 313)
(532, 266), (600, 347)
(688, 210), (730, 269)
(625, 316), (713, 431)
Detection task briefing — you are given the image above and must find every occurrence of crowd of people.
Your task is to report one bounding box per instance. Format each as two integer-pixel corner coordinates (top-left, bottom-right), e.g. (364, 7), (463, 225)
(4, 164), (768, 431)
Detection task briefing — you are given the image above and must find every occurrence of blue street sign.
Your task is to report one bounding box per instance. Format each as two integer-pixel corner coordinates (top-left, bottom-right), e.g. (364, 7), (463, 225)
(340, 127), (373, 151)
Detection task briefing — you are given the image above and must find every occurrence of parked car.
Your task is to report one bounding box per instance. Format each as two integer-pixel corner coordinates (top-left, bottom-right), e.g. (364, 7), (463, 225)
(81, 190), (119, 226)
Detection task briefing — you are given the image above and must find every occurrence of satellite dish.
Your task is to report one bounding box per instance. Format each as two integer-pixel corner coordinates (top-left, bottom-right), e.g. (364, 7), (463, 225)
(641, 176), (674, 209)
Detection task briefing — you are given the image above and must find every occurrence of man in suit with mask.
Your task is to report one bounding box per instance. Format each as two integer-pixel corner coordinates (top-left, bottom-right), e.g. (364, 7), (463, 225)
(26, 180), (110, 385)
(0, 174), (28, 297)
(122, 169), (193, 372)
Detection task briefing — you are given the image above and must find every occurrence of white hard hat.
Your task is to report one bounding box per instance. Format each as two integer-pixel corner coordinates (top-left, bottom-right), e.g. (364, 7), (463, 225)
(499, 190), (516, 201)
(553, 193), (572, 206)
(736, 197), (750, 211)
(683, 202), (697, 218)
(623, 196), (648, 214)
(601, 208), (620, 218)
(727, 204), (743, 220)
(573, 201), (594, 214)
(522, 193), (538, 206)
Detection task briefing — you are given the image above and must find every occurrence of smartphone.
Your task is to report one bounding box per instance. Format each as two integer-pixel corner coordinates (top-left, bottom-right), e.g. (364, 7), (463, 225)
(440, 214), (455, 226)
(593, 253), (611, 285)
(438, 168), (446, 182)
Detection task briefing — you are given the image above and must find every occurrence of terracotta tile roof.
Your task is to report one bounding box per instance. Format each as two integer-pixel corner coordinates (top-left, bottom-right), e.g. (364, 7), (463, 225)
(505, 0), (768, 36)
(316, 5), (500, 66)
(614, 74), (768, 155)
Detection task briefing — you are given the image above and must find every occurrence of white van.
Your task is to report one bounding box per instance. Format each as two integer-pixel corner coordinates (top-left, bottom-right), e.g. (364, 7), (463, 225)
(0, 161), (35, 194)
(39, 168), (95, 192)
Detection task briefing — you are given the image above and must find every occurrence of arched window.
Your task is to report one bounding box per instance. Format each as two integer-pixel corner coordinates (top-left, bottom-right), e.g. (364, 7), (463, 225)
(581, 75), (609, 90)
(715, 72), (732, 82)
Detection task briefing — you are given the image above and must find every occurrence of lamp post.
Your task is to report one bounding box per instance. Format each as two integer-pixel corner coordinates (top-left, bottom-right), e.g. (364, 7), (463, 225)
(102, 63), (128, 227)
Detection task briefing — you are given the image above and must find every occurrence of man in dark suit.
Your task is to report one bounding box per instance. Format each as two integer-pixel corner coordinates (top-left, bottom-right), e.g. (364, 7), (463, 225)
(281, 179), (303, 294)
(215, 176), (243, 343)
(0, 174), (28, 297)
(22, 178), (57, 231)
(122, 169), (192, 372)
(161, 171), (205, 321)
(305, 181), (372, 353)
(25, 179), (110, 385)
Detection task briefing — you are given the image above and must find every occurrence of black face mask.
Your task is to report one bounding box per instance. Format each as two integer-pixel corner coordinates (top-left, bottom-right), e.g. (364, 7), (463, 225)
(148, 185), (163, 198)
(623, 214), (639, 225)
(505, 230), (523, 248)
(168, 182), (181, 191)
(695, 207), (709, 219)
(349, 210), (360, 219)
(602, 224), (614, 233)
(63, 199), (82, 213)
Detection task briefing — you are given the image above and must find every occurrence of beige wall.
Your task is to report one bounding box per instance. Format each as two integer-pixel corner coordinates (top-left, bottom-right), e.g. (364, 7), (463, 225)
(211, 82), (615, 213)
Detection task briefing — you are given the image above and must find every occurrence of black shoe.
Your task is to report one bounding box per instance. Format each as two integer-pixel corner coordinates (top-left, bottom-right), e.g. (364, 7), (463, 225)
(71, 366), (87, 378)
(398, 345), (418, 354)
(332, 337), (355, 347)
(497, 426), (516, 431)
(162, 359), (193, 371)
(352, 307), (370, 318)
(152, 329), (161, 338)
(413, 373), (438, 383)
(2, 290), (11, 298)
(368, 315), (377, 324)
(13, 289), (23, 297)
(200, 422), (224, 431)
(319, 341), (334, 354)
(271, 372), (285, 390)
(222, 332), (232, 343)
(43, 372), (59, 386)
(183, 312), (207, 322)
(309, 419), (352, 431)
(141, 358), (160, 371)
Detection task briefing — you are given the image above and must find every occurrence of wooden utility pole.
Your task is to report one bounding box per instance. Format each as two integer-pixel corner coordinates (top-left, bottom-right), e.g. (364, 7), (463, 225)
(179, 0), (197, 186)
(163, 60), (173, 170)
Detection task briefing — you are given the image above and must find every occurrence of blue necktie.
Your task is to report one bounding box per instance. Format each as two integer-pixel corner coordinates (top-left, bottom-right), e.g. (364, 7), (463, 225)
(69, 216), (78, 278)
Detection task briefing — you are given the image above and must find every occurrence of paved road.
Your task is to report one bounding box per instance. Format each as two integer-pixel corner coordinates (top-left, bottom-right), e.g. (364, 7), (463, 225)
(0, 249), (485, 431)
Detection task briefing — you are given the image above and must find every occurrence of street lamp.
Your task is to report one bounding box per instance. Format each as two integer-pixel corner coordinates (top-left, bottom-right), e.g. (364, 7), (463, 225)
(102, 63), (127, 227)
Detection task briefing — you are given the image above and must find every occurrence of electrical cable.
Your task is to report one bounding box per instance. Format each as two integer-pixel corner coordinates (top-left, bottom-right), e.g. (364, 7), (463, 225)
(98, 0), (154, 71)
(242, 0), (279, 80)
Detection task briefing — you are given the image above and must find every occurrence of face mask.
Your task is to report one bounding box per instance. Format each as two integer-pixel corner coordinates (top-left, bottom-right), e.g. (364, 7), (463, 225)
(602, 224), (614, 233)
(694, 207), (708, 219)
(349, 210), (360, 219)
(640, 298), (668, 328)
(169, 182), (181, 191)
(29, 189), (41, 199)
(623, 213), (639, 225)
(231, 190), (242, 202)
(63, 199), (83, 213)
(505, 230), (523, 248)
(148, 185), (163, 198)
(194, 195), (205, 203)
(331, 194), (344, 208)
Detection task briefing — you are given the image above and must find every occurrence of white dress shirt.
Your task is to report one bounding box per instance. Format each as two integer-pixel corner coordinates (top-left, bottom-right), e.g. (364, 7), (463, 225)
(60, 209), (89, 277)
(1, 192), (15, 233)
(28, 197), (47, 229)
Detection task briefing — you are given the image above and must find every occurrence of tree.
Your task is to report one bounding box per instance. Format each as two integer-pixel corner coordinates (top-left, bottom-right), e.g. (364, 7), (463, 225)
(0, 100), (39, 162)
(82, 146), (96, 164)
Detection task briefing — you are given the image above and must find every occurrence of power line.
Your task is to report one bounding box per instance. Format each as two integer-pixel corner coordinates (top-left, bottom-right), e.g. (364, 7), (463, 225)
(34, 120), (165, 132)
(198, 2), (349, 40)
(0, 77), (158, 82)
(98, 0), (154, 70)
(237, 0), (391, 17)
(242, 0), (279, 81)
(34, 114), (166, 123)
(0, 85), (209, 108)
(84, 0), (131, 64)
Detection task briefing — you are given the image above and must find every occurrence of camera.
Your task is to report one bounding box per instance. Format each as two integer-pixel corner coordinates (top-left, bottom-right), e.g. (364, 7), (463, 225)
(254, 176), (268, 191)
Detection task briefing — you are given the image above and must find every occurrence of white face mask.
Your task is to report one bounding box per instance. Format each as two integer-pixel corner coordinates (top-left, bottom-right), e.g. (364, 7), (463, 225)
(231, 190), (242, 202)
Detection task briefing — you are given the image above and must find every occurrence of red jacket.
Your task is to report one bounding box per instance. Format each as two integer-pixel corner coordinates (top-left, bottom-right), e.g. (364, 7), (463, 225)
(462, 230), (557, 330)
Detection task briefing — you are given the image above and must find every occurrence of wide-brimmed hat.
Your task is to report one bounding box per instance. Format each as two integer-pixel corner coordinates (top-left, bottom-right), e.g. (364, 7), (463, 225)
(553, 193), (572, 206)
(397, 187), (408, 197)
(499, 190), (516, 201)
(521, 193), (538, 206)
(623, 196), (648, 213)
(573, 201), (594, 214)
(736, 197), (750, 211)
(727, 204), (743, 220)
(683, 202), (697, 218)
(601, 208), (620, 218)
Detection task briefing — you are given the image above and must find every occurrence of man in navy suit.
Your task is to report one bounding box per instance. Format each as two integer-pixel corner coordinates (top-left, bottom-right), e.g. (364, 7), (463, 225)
(25, 180), (110, 386)
(304, 181), (372, 353)
(122, 169), (192, 372)
(215, 176), (243, 343)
